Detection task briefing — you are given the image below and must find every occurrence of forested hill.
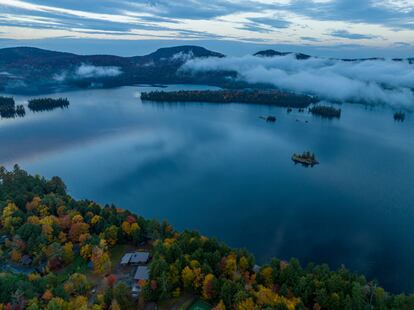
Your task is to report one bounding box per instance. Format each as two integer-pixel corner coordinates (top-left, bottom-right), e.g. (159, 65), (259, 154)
(1, 166), (414, 309)
(0, 46), (229, 94)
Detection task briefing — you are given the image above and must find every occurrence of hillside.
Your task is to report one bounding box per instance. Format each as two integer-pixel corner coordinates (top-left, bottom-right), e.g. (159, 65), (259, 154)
(1, 166), (414, 309)
(0, 46), (229, 94)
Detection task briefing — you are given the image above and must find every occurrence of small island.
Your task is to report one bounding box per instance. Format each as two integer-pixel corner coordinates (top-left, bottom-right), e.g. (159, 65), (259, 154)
(259, 115), (276, 122)
(141, 89), (317, 108)
(28, 97), (70, 112)
(309, 105), (341, 119)
(394, 111), (405, 122)
(0, 96), (25, 118)
(292, 151), (319, 166)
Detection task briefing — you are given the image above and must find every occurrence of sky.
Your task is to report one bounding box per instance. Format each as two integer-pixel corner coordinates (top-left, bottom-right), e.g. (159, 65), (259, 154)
(0, 0), (413, 57)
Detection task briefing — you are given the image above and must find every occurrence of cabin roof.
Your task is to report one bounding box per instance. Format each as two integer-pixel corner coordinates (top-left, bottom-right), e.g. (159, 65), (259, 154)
(120, 253), (132, 265)
(130, 252), (150, 264)
(134, 266), (149, 280)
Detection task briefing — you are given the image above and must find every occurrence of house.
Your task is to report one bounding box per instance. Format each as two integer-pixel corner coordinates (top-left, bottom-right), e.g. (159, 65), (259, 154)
(134, 266), (149, 281)
(120, 253), (132, 265)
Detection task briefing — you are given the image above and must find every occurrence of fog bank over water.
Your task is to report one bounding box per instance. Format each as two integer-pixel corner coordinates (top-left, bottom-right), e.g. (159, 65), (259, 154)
(183, 55), (414, 108)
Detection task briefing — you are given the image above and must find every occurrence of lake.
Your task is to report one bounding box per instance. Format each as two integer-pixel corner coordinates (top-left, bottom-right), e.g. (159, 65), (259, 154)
(1, 85), (413, 293)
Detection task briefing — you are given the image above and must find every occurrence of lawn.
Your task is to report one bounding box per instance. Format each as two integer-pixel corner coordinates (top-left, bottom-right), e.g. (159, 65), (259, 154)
(187, 299), (213, 310)
(157, 293), (196, 310)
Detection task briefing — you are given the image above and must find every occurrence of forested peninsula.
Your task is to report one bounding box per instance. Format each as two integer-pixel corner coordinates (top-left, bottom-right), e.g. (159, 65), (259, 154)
(0, 167), (413, 309)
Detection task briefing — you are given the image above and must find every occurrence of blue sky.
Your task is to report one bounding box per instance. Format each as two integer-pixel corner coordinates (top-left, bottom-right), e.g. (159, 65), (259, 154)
(0, 0), (413, 57)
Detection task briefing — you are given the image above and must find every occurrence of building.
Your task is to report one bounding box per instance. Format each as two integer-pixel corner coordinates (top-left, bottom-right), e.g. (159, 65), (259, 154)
(120, 253), (132, 265)
(130, 252), (149, 265)
(121, 251), (150, 265)
(134, 266), (149, 281)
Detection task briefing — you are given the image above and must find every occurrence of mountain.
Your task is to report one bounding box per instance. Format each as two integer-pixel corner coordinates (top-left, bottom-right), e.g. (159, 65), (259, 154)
(0, 46), (228, 94)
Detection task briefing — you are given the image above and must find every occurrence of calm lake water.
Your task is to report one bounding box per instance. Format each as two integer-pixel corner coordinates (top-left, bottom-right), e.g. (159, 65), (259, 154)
(1, 85), (413, 293)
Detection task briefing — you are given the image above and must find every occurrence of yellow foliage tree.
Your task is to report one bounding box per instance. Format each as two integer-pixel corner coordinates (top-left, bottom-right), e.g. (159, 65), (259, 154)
(239, 256), (249, 273)
(181, 266), (195, 290)
(224, 254), (237, 277)
(91, 246), (111, 274)
(236, 298), (259, 310)
(202, 273), (216, 300)
(121, 221), (131, 235)
(72, 214), (84, 223)
(69, 296), (88, 309)
(261, 266), (273, 287)
(80, 244), (92, 260)
(91, 215), (102, 225)
(213, 300), (226, 310)
(63, 242), (74, 264)
(131, 222), (140, 233)
(255, 285), (300, 310)
(2, 203), (21, 232)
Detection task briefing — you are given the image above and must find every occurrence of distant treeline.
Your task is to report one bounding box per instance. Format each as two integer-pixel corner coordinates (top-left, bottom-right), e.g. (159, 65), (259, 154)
(0, 96), (25, 118)
(141, 89), (317, 108)
(28, 97), (70, 112)
(309, 105), (341, 119)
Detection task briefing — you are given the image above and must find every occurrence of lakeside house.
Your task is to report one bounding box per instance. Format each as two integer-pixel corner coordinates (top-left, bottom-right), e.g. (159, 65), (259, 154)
(118, 250), (151, 297)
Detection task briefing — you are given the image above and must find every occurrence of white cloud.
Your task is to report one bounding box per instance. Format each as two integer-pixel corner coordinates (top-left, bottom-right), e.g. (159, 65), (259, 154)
(75, 64), (122, 78)
(183, 54), (414, 107)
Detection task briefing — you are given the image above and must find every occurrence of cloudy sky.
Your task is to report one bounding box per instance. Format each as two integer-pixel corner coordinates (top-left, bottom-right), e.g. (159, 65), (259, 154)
(0, 0), (413, 57)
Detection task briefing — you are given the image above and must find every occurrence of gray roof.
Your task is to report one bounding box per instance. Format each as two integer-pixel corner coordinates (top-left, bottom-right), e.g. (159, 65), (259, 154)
(130, 252), (149, 264)
(134, 266), (149, 280)
(120, 253), (132, 265)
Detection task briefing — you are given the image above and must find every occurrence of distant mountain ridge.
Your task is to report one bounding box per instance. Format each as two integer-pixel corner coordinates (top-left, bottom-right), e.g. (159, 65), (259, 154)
(0, 45), (228, 94)
(0, 45), (412, 94)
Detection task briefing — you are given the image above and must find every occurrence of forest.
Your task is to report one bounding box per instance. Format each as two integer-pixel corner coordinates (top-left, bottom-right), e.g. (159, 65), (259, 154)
(28, 98), (70, 112)
(1, 167), (414, 309)
(141, 90), (317, 108)
(309, 105), (342, 119)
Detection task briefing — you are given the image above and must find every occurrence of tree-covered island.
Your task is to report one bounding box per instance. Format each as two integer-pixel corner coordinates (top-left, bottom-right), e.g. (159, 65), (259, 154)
(292, 152), (319, 167)
(141, 90), (317, 108)
(28, 98), (70, 112)
(1, 167), (414, 309)
(309, 105), (341, 119)
(394, 111), (405, 122)
(0, 96), (25, 119)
